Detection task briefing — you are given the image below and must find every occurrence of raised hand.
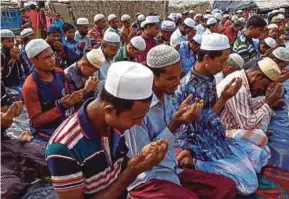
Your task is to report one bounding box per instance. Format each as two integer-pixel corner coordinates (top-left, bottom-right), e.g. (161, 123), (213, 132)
(4, 101), (23, 120)
(177, 150), (193, 168)
(221, 77), (242, 101)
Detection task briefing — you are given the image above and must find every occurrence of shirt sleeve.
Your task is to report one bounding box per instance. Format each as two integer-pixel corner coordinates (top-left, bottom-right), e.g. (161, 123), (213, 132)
(45, 143), (84, 192)
(233, 40), (250, 62)
(225, 88), (272, 130)
(22, 81), (65, 128)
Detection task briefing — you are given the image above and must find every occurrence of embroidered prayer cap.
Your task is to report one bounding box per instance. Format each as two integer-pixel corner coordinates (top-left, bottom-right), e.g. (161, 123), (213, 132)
(264, 37), (277, 48)
(20, 28), (34, 38)
(214, 13), (223, 21)
(272, 47), (289, 62)
(236, 10), (243, 13)
(267, 23), (278, 29)
(121, 14), (131, 22)
(201, 33), (230, 51)
(207, 17), (218, 26)
(176, 13), (183, 19)
(279, 8), (285, 13)
(103, 32), (120, 43)
(130, 36), (146, 51)
(137, 14), (145, 21)
(227, 53), (245, 69)
(108, 14), (117, 22)
(86, 49), (105, 68)
(94, 14), (105, 22)
(147, 44), (180, 68)
(77, 18), (89, 25)
(0, 29), (15, 38)
(258, 57), (281, 81)
(184, 18), (196, 28)
(192, 34), (202, 45)
(161, 20), (176, 32)
(105, 61), (153, 100)
(25, 39), (50, 58)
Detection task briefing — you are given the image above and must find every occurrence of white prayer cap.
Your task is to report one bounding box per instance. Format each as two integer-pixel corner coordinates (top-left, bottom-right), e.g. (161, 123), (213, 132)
(271, 15), (282, 23)
(201, 33), (230, 51)
(137, 14), (145, 21)
(86, 49), (105, 68)
(0, 29), (15, 38)
(277, 14), (285, 20)
(108, 14), (117, 22)
(207, 17), (218, 26)
(272, 47), (289, 62)
(192, 34), (202, 45)
(130, 36), (146, 51)
(147, 44), (180, 68)
(161, 20), (176, 32)
(214, 13), (223, 21)
(227, 53), (245, 69)
(25, 39), (50, 58)
(258, 57), (281, 81)
(189, 10), (195, 14)
(20, 28), (34, 38)
(184, 18), (196, 28)
(140, 21), (146, 28)
(279, 8), (285, 13)
(204, 14), (213, 19)
(94, 14), (105, 22)
(231, 15), (239, 21)
(236, 10), (243, 13)
(176, 13), (183, 19)
(105, 61), (153, 100)
(223, 14), (230, 18)
(267, 23), (278, 29)
(195, 13), (203, 17)
(144, 16), (160, 25)
(77, 18), (89, 25)
(272, 9), (279, 14)
(121, 14), (131, 22)
(103, 32), (120, 43)
(264, 37), (277, 48)
(168, 14), (176, 22)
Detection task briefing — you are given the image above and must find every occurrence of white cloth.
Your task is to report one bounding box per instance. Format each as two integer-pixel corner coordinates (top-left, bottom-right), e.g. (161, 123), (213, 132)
(25, 39), (50, 58)
(170, 28), (187, 46)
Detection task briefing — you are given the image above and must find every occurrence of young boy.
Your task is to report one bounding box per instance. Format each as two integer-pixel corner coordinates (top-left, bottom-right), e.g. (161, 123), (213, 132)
(62, 23), (84, 68)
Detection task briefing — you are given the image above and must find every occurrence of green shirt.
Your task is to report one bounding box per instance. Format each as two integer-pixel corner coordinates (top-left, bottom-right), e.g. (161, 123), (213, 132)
(114, 46), (134, 62)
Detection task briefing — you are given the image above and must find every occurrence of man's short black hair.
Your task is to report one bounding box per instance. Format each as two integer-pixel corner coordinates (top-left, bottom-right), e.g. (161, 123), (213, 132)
(198, 49), (224, 62)
(246, 15), (267, 29)
(147, 66), (166, 78)
(63, 23), (75, 33)
(99, 87), (152, 115)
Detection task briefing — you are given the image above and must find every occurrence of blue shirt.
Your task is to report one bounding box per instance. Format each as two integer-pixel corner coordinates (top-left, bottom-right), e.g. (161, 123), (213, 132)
(62, 39), (83, 68)
(170, 28), (187, 46)
(74, 31), (92, 54)
(125, 93), (182, 191)
(172, 68), (235, 161)
(178, 41), (197, 75)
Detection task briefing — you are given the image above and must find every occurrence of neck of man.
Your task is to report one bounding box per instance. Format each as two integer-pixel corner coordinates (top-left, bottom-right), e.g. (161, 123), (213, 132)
(87, 99), (110, 137)
(194, 62), (211, 75)
(35, 68), (54, 82)
(152, 83), (164, 103)
(179, 27), (186, 36)
(144, 30), (153, 38)
(244, 29), (252, 39)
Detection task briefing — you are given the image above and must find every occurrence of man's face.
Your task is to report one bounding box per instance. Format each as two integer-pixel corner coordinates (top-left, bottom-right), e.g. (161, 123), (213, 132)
(47, 33), (61, 43)
(1, 38), (14, 50)
(55, 15), (61, 21)
(189, 41), (200, 54)
(249, 71), (272, 97)
(154, 62), (182, 94)
(122, 20), (131, 29)
(103, 45), (119, 58)
(96, 18), (106, 29)
(31, 48), (55, 72)
(127, 44), (141, 58)
(21, 12), (27, 18)
(268, 28), (279, 39)
(233, 25), (242, 32)
(161, 30), (173, 41)
(110, 18), (119, 29)
(250, 26), (265, 38)
(79, 60), (98, 77)
(211, 24), (219, 33)
(65, 29), (75, 40)
(205, 49), (230, 75)
(147, 23), (160, 37)
(187, 29), (196, 41)
(104, 100), (151, 132)
(78, 25), (89, 36)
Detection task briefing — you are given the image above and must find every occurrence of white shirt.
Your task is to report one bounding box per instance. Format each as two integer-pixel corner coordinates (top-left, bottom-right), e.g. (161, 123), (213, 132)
(203, 28), (212, 35)
(170, 28), (187, 46)
(196, 24), (205, 35)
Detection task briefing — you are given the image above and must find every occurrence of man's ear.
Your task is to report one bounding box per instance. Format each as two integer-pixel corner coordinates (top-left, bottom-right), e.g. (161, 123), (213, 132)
(30, 57), (37, 66)
(103, 104), (116, 115)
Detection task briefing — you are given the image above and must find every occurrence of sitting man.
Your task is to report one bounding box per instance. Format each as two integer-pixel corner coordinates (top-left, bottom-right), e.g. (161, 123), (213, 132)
(22, 39), (83, 143)
(65, 49), (105, 105)
(45, 61), (168, 199)
(155, 20), (176, 45)
(0, 29), (25, 93)
(125, 45), (237, 199)
(1, 83), (49, 199)
(97, 32), (121, 80)
(217, 57), (282, 147)
(215, 53), (245, 85)
(114, 36), (146, 62)
(173, 33), (271, 195)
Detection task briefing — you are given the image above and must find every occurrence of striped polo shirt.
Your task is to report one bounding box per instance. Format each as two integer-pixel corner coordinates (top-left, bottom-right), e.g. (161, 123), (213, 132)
(45, 98), (128, 195)
(233, 34), (259, 62)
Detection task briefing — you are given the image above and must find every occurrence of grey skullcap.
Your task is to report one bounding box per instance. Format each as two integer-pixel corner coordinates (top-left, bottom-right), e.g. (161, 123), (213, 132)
(147, 44), (180, 68)
(0, 29), (15, 38)
(273, 47), (289, 62)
